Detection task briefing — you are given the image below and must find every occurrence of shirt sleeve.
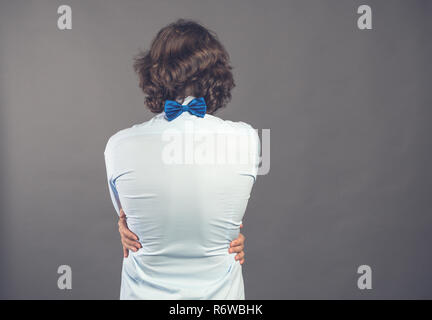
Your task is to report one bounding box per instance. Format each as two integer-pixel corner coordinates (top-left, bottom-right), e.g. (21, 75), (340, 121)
(104, 142), (122, 217)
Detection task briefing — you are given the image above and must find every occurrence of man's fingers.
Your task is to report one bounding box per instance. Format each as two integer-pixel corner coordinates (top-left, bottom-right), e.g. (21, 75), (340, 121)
(240, 259), (245, 265)
(118, 210), (139, 241)
(117, 215), (139, 241)
(240, 223), (243, 229)
(127, 246), (137, 253)
(123, 242), (139, 252)
(230, 244), (244, 254)
(121, 236), (142, 249)
(120, 233), (142, 248)
(228, 243), (244, 253)
(230, 233), (245, 248)
(119, 226), (139, 241)
(235, 251), (245, 261)
(122, 246), (129, 258)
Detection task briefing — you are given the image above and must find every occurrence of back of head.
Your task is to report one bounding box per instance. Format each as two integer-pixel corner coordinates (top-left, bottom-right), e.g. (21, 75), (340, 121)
(133, 19), (235, 114)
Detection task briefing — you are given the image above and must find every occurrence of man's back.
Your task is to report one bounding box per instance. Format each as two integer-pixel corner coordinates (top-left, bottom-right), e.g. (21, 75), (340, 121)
(104, 104), (260, 299)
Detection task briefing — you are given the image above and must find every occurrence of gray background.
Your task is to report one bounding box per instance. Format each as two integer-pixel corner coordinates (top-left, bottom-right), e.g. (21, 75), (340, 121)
(0, 0), (431, 299)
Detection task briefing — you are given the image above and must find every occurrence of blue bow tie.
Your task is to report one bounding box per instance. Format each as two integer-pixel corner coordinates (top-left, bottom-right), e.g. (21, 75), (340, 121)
(164, 97), (207, 121)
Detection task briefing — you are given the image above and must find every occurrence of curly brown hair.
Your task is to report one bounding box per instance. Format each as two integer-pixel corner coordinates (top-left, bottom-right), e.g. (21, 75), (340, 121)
(133, 19), (235, 114)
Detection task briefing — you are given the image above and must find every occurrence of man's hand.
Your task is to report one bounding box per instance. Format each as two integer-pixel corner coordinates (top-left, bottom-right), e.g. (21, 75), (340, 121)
(118, 209), (246, 264)
(118, 209), (141, 258)
(229, 224), (245, 265)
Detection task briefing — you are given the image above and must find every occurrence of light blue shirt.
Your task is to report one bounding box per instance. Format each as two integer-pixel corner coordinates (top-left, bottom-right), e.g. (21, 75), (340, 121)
(104, 96), (260, 299)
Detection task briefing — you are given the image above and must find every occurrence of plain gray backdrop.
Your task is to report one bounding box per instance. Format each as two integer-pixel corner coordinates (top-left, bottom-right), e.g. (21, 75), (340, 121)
(1, 0), (431, 299)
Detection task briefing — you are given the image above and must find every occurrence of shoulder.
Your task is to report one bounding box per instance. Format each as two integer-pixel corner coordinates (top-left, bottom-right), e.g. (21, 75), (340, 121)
(203, 115), (260, 153)
(213, 116), (259, 148)
(104, 127), (134, 156)
(103, 114), (164, 155)
(205, 114), (257, 133)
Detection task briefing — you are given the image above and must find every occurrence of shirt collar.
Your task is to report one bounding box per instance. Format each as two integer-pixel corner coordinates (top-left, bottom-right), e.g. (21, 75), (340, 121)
(177, 95), (196, 105)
